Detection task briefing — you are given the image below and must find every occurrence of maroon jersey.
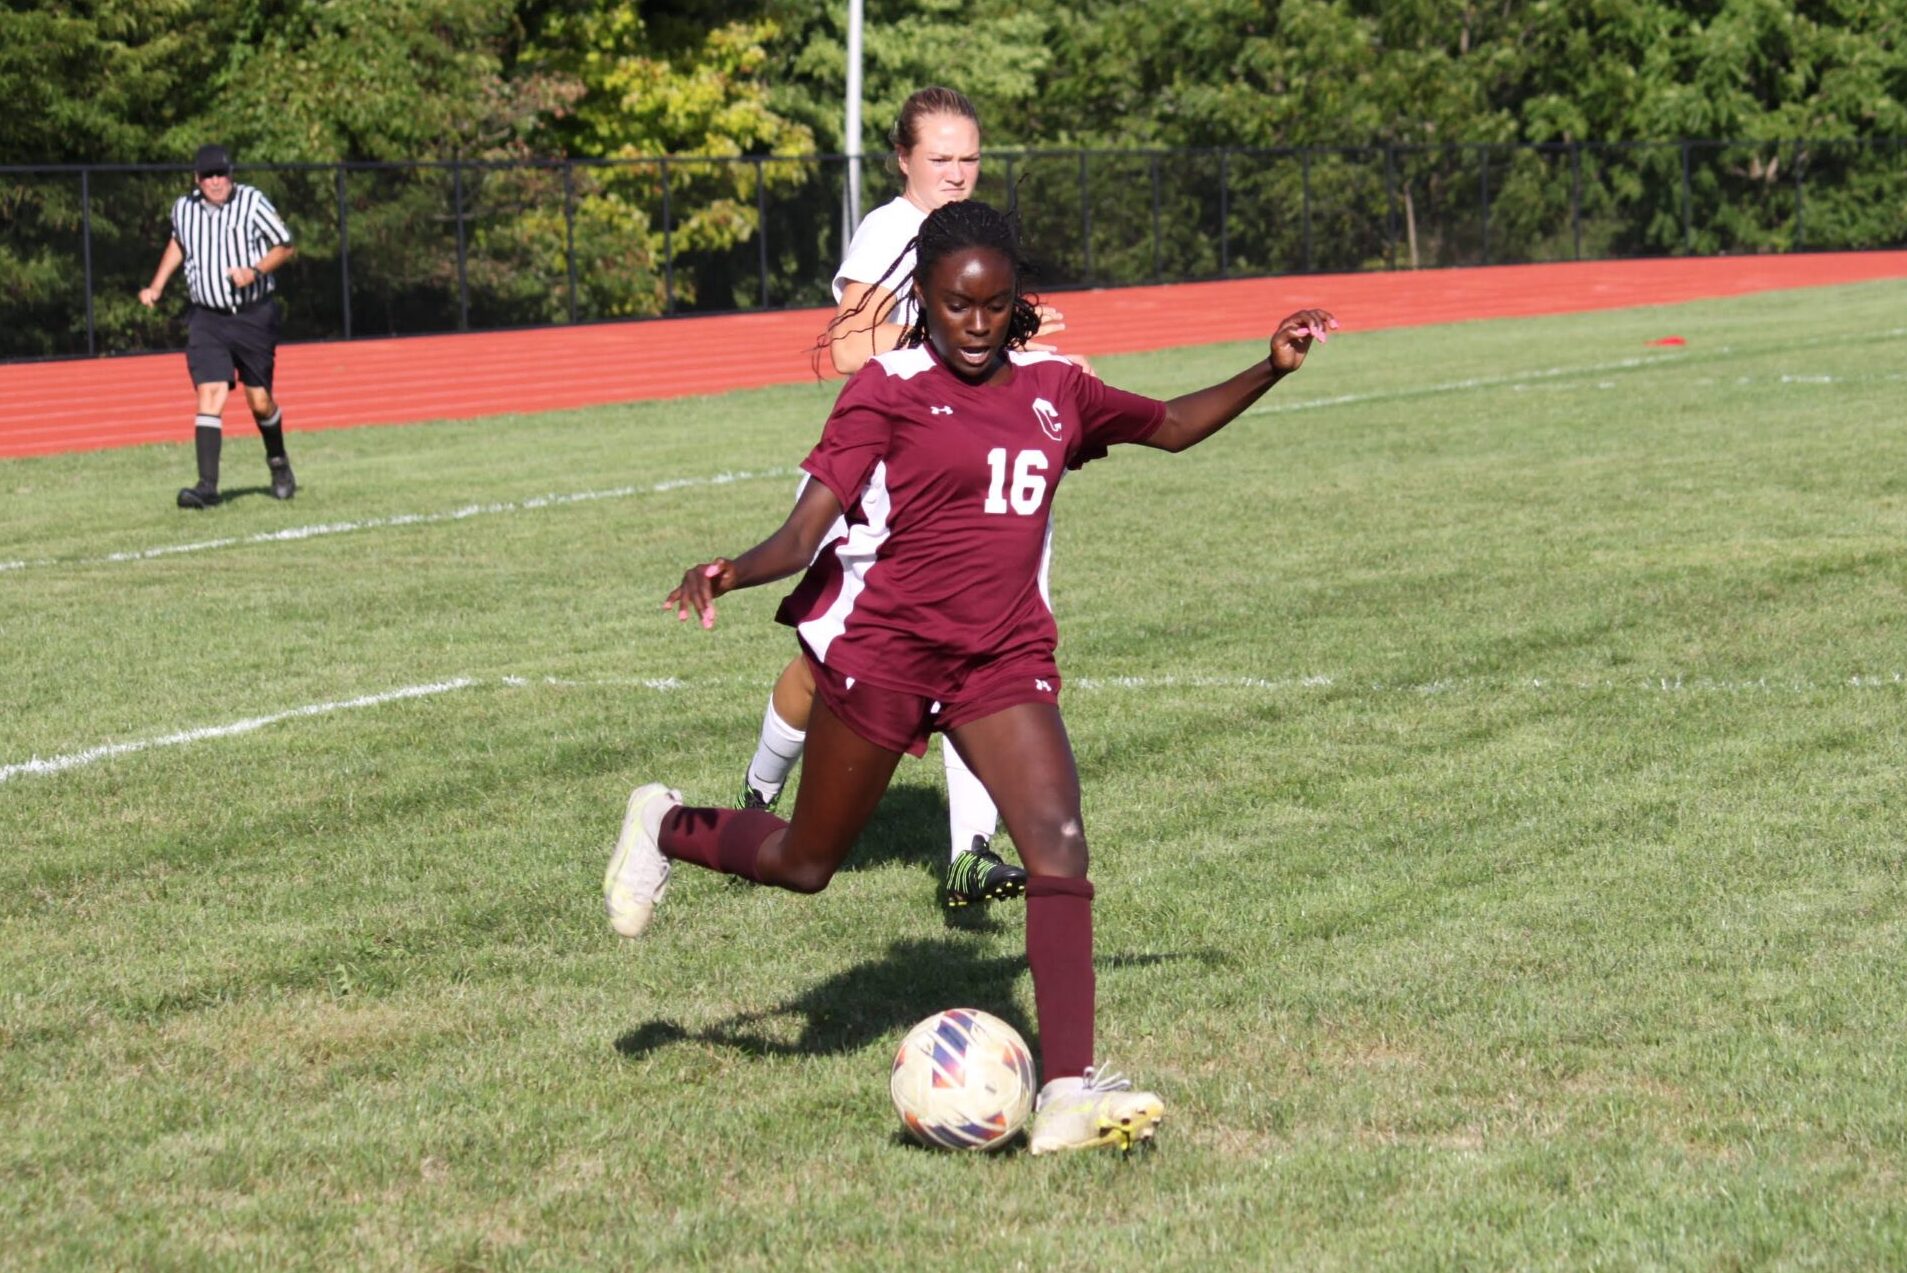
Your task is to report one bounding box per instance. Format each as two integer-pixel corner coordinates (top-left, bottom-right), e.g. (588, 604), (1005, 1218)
(777, 346), (1166, 696)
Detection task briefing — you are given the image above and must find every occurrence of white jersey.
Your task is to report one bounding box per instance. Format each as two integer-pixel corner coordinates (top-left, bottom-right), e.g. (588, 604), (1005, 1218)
(810, 194), (931, 540)
(832, 196), (927, 328)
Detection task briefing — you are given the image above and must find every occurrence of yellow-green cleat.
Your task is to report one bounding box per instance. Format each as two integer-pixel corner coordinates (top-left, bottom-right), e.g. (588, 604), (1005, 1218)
(1027, 1067), (1164, 1155)
(942, 836), (1027, 908)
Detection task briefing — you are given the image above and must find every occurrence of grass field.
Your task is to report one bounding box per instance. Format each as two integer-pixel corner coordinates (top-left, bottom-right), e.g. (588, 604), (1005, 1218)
(5, 280), (1907, 1269)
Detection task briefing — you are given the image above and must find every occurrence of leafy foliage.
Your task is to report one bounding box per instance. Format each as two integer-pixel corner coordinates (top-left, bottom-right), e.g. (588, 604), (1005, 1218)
(0, 1), (227, 165)
(3, 0), (1904, 353)
(521, 8), (818, 313)
(207, 0), (578, 164)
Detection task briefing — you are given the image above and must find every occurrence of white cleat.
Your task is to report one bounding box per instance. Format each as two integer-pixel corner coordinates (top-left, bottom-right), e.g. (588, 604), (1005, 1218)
(604, 783), (682, 938)
(1026, 1066), (1164, 1155)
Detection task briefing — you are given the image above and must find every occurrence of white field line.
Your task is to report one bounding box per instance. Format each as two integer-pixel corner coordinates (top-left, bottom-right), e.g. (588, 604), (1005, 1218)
(0, 467), (795, 575)
(1069, 672), (1907, 693)
(6, 670), (1904, 786)
(1252, 352), (1691, 415)
(1768, 372), (1907, 385)
(1249, 332), (1907, 417)
(0, 679), (476, 784)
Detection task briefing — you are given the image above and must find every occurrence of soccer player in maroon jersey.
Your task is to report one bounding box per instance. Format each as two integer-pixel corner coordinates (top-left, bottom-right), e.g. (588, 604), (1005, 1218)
(609, 199), (1338, 1154)
(747, 85), (1086, 910)
(745, 85), (1030, 910)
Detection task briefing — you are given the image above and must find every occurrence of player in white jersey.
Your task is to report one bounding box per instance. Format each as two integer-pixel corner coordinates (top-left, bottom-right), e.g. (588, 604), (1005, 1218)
(741, 86), (1080, 908)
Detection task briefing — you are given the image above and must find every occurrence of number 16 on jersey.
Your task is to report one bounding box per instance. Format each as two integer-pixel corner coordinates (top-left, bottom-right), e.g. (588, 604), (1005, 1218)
(984, 447), (1049, 515)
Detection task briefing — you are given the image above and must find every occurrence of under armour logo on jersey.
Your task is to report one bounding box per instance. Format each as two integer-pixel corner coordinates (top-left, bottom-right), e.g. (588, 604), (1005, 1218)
(1031, 396), (1064, 440)
(929, 405), (953, 415)
(1034, 678), (1054, 692)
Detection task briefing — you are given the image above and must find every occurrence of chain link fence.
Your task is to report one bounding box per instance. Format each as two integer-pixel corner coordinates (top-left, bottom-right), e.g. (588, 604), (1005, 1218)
(4, 138), (1904, 361)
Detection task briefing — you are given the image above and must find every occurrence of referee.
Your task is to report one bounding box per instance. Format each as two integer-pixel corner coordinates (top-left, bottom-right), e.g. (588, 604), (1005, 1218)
(139, 143), (298, 508)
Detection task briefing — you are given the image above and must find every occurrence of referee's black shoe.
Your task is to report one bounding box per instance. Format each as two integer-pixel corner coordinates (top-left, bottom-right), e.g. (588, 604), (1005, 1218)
(177, 481), (221, 509)
(268, 457), (297, 500)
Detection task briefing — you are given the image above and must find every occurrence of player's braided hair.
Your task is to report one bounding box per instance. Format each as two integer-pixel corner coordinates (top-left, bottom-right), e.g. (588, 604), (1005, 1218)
(814, 199), (1042, 374)
(894, 200), (1042, 353)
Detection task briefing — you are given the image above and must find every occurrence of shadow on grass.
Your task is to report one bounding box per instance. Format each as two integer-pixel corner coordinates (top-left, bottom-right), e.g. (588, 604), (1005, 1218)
(199, 483), (281, 505)
(760, 779), (1027, 892)
(825, 781), (1028, 916)
(614, 938), (1209, 1063)
(829, 783), (949, 874)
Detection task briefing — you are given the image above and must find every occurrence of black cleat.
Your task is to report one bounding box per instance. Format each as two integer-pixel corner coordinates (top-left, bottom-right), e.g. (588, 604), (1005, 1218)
(739, 782), (779, 812)
(268, 457), (297, 500)
(177, 482), (221, 509)
(943, 836), (1027, 908)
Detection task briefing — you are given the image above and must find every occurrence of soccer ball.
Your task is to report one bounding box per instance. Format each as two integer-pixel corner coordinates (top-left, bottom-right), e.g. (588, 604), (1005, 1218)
(889, 1008), (1037, 1151)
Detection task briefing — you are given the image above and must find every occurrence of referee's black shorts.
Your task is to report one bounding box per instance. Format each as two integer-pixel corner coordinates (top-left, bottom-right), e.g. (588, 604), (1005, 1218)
(186, 298), (281, 392)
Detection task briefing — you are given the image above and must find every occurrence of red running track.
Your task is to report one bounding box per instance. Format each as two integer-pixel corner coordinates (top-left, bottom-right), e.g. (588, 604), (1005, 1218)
(4, 252), (1905, 459)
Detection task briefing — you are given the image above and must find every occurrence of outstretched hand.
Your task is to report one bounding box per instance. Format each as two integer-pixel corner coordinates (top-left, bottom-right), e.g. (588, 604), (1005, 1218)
(1270, 308), (1340, 374)
(664, 559), (736, 630)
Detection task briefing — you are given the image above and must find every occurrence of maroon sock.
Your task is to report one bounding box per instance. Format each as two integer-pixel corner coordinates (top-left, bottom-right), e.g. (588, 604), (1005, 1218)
(1026, 875), (1096, 1082)
(658, 806), (782, 882)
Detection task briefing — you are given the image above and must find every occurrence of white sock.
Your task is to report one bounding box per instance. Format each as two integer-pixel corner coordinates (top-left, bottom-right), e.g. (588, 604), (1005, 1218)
(745, 698), (806, 801)
(942, 736), (999, 861)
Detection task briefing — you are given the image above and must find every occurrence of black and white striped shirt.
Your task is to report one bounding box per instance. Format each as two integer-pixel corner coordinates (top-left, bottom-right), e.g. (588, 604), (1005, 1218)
(169, 183), (294, 311)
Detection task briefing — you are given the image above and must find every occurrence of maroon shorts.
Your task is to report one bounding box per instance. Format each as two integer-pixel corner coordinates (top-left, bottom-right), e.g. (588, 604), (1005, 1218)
(803, 648), (1062, 757)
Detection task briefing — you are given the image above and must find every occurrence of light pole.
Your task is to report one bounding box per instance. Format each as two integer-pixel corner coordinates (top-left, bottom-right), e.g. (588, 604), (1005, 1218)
(844, 0), (864, 242)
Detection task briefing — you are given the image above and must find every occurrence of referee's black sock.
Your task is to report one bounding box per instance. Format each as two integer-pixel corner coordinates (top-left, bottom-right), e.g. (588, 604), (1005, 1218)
(255, 407), (287, 462)
(194, 415), (222, 488)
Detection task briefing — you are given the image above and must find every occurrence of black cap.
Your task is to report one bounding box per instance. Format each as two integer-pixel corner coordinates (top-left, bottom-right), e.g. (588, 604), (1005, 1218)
(193, 144), (232, 176)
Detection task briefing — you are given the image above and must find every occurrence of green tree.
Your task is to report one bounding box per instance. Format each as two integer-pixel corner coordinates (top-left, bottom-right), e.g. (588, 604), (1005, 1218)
(522, 3), (817, 314)
(8, 0), (1907, 355)
(207, 0), (576, 164)
(761, 0), (1054, 153)
(0, 1), (234, 164)
(0, 2), (241, 355)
